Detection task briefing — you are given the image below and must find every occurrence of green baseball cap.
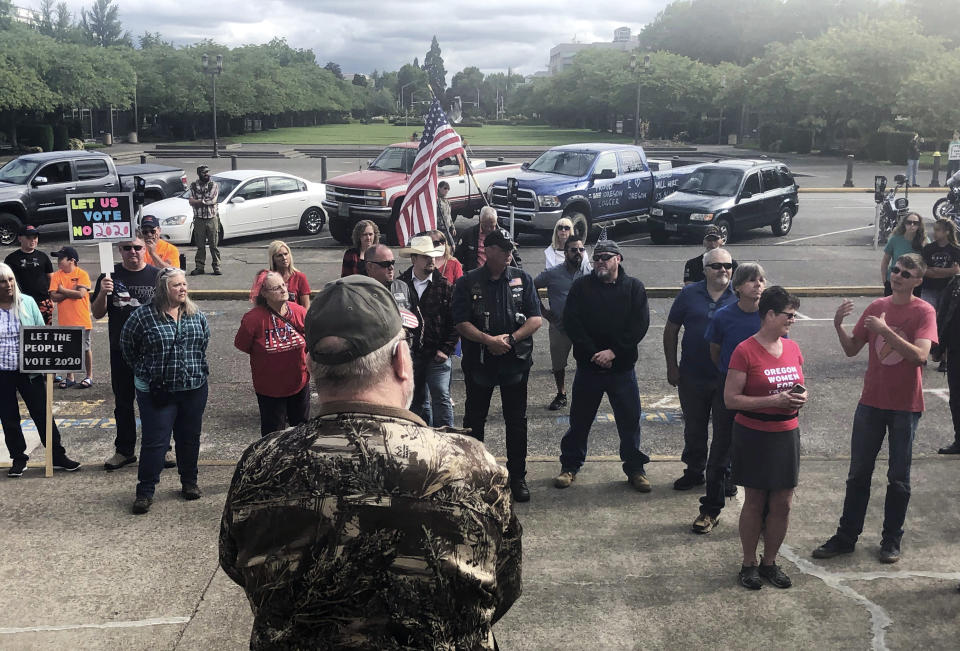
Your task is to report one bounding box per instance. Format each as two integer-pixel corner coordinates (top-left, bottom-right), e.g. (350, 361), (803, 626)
(305, 275), (402, 364)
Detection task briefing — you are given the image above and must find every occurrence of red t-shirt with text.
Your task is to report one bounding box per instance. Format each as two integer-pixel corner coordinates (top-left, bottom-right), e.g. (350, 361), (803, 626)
(729, 336), (804, 432)
(853, 296), (937, 412)
(234, 304), (309, 397)
(284, 271), (311, 306)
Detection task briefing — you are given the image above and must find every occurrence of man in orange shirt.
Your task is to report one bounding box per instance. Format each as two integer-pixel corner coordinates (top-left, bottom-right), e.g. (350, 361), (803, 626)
(49, 246), (93, 388)
(140, 215), (181, 269)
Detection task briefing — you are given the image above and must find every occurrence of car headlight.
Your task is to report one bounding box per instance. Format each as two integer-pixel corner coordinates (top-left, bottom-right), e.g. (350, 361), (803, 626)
(689, 213), (714, 222)
(538, 195), (560, 208)
(364, 190), (385, 198)
(650, 207), (663, 217)
(163, 215), (188, 226)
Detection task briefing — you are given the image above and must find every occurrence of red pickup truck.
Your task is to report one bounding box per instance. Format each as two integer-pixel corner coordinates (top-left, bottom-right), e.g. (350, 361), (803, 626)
(323, 142), (521, 244)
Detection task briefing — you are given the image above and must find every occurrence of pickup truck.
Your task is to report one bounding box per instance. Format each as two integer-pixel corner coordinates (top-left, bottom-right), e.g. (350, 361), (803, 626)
(0, 151), (187, 245)
(323, 142), (522, 245)
(487, 143), (699, 241)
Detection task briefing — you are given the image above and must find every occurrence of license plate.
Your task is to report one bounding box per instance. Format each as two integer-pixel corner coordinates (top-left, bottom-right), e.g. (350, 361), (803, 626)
(338, 202), (350, 217)
(664, 222), (677, 232)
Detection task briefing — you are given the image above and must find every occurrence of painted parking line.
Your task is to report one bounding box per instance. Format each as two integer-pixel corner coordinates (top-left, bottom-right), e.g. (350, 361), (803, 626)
(0, 616), (191, 635)
(774, 225), (874, 245)
(923, 388), (950, 403)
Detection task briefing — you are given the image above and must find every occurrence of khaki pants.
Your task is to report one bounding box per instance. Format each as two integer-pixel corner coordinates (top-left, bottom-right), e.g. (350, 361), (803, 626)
(193, 216), (221, 271)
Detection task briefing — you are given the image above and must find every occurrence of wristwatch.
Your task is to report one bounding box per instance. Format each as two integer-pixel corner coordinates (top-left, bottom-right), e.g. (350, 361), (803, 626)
(507, 334), (516, 346)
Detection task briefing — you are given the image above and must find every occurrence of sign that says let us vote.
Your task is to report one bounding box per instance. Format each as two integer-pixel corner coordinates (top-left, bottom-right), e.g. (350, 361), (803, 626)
(67, 193), (135, 243)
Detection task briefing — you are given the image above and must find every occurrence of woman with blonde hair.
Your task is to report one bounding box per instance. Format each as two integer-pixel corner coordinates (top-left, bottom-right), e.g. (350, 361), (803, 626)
(881, 213), (926, 297)
(121, 267), (210, 514)
(268, 240), (310, 309)
(545, 217), (591, 272)
(431, 228), (463, 286)
(341, 220), (380, 277)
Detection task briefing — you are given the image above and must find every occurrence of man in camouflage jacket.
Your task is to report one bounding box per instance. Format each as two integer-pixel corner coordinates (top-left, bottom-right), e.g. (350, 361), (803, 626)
(220, 274), (522, 650)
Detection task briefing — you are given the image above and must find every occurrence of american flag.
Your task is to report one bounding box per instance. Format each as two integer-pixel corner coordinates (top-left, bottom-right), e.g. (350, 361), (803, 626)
(395, 98), (465, 245)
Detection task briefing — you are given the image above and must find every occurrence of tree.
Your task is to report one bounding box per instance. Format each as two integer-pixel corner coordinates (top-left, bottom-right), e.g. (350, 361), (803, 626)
(423, 36), (446, 95)
(52, 2), (75, 42)
(139, 31), (169, 49)
(38, 0), (55, 36)
(323, 61), (343, 80)
(351, 73), (367, 87)
(80, 0), (130, 47)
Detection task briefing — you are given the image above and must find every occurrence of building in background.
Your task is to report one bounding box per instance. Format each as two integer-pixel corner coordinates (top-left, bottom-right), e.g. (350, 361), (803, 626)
(547, 27), (639, 75)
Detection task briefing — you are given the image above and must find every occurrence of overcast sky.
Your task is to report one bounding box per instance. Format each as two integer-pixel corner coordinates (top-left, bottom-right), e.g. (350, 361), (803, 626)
(44, 0), (665, 77)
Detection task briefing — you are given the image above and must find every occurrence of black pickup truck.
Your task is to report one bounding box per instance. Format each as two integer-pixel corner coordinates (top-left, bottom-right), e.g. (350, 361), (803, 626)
(0, 151), (187, 244)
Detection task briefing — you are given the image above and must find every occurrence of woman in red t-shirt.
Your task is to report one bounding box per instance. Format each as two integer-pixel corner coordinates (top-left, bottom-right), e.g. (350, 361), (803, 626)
(235, 270), (310, 437)
(724, 286), (808, 591)
(432, 228), (463, 286)
(269, 241), (311, 309)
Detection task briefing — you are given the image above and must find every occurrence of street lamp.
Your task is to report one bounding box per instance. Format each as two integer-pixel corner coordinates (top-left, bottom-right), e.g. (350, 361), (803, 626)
(201, 53), (223, 158)
(630, 53), (651, 146)
(718, 74), (726, 145)
(400, 82), (414, 127)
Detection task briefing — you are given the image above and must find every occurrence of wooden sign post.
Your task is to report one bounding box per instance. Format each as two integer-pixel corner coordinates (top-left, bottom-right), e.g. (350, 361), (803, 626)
(20, 326), (85, 477)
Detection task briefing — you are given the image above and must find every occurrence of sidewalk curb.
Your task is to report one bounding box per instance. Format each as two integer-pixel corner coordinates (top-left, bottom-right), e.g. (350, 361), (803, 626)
(800, 187), (944, 193)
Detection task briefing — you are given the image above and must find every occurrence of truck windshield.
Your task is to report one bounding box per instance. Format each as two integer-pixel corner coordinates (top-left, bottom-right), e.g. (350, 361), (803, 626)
(368, 147), (417, 174)
(0, 159), (41, 185)
(527, 151), (597, 177)
(178, 177), (240, 202)
(678, 168), (743, 196)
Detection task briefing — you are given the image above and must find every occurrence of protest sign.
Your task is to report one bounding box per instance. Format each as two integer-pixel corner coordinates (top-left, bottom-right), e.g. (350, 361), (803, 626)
(67, 193), (135, 243)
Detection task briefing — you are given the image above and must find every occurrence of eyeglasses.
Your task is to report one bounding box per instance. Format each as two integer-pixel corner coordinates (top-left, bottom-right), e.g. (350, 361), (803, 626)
(263, 284), (286, 293)
(905, 220), (920, 226)
(557, 225), (571, 231)
(775, 310), (798, 321)
(593, 253), (617, 262)
(567, 247), (586, 253)
(367, 259), (396, 268)
(890, 266), (916, 279)
(121, 245), (144, 252)
(706, 262), (734, 270)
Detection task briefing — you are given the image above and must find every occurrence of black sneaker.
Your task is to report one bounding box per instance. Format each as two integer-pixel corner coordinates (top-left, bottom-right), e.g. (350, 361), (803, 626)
(131, 496), (153, 514)
(812, 534), (856, 559)
(758, 562), (793, 588)
(724, 477), (738, 497)
(212, 268), (223, 276)
(8, 458), (27, 478)
(547, 393), (567, 411)
(189, 268), (205, 276)
(181, 484), (201, 501)
(738, 565), (762, 590)
(510, 478), (530, 502)
(879, 541), (901, 564)
(53, 456), (81, 472)
(938, 441), (960, 454)
(673, 473), (705, 490)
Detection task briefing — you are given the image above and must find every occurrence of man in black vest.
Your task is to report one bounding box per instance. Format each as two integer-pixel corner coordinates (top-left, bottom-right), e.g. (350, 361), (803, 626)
(452, 230), (541, 502)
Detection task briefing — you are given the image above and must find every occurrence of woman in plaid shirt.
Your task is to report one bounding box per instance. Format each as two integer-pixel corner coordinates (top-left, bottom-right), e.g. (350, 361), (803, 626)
(120, 268), (210, 515)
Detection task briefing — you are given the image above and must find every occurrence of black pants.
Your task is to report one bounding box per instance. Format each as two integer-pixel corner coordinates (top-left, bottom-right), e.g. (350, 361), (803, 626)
(699, 376), (735, 517)
(0, 370), (66, 462)
(949, 349), (960, 444)
(255, 384), (311, 437)
(110, 348), (138, 457)
(462, 370), (528, 479)
(677, 376), (720, 476)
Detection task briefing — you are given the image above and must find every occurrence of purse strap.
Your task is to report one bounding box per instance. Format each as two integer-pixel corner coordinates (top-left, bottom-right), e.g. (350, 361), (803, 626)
(267, 304), (305, 335)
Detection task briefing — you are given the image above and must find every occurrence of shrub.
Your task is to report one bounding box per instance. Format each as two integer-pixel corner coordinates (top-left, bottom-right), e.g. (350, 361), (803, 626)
(885, 131), (914, 165)
(20, 124), (54, 152)
(53, 124), (69, 151)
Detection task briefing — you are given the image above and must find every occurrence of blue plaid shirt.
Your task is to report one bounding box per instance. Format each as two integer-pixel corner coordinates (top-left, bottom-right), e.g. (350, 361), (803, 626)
(120, 305), (210, 392)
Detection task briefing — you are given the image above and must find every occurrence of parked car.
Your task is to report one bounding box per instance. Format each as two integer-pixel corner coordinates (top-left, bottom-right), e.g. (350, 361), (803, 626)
(144, 170), (327, 244)
(487, 144), (700, 241)
(0, 151), (187, 245)
(647, 159), (799, 243)
(323, 142), (522, 245)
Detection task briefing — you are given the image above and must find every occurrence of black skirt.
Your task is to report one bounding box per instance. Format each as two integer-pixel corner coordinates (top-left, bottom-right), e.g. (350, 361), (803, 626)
(730, 423), (800, 490)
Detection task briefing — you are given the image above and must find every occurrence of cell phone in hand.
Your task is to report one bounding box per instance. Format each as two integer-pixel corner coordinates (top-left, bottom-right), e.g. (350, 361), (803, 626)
(789, 383), (806, 394)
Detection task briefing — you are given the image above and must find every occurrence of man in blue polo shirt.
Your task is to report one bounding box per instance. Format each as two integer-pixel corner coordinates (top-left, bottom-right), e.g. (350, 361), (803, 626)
(664, 248), (737, 491)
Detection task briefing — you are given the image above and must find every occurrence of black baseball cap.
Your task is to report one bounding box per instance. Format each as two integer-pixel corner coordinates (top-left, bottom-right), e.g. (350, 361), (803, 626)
(484, 229), (515, 251)
(50, 246), (79, 262)
(306, 275), (402, 364)
(197, 165), (210, 175)
(19, 225), (39, 237)
(140, 215), (160, 229)
(593, 240), (622, 256)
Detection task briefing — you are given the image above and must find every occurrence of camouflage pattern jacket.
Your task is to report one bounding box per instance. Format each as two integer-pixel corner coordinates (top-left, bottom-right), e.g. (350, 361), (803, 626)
(219, 400), (522, 650)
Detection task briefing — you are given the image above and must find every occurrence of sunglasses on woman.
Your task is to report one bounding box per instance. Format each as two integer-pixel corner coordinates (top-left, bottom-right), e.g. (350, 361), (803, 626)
(557, 225), (571, 231)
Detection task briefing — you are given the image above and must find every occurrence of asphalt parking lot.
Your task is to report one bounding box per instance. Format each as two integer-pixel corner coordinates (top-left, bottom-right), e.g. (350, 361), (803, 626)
(2, 149), (959, 649)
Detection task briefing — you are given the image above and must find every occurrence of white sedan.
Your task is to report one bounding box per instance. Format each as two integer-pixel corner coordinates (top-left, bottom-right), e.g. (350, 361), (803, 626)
(143, 170), (327, 244)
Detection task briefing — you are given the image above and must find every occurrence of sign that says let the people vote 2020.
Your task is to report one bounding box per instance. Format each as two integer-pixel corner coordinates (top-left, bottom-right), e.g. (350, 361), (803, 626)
(20, 326), (84, 373)
(67, 193), (135, 243)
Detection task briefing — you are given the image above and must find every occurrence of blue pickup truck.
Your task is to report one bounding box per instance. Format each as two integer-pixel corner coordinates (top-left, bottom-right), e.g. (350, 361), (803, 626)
(488, 143), (698, 240)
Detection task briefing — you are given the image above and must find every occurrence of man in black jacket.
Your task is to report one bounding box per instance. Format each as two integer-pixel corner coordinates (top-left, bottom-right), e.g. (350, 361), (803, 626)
(455, 206), (522, 272)
(553, 239), (653, 492)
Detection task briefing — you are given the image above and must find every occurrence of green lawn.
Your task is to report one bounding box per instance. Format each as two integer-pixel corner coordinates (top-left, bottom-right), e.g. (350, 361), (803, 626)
(224, 124), (635, 146)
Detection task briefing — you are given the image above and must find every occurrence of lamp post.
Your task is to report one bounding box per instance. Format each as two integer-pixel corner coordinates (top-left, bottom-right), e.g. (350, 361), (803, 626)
(630, 53), (651, 146)
(718, 74), (726, 145)
(400, 82), (414, 127)
(201, 53), (223, 158)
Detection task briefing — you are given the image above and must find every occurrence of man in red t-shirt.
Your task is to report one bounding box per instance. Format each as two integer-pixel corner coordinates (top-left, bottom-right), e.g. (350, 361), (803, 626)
(813, 253), (937, 564)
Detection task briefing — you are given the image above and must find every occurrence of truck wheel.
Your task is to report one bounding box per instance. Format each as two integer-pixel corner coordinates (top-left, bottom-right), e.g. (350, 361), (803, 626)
(649, 229), (670, 245)
(771, 208), (793, 236)
(298, 207), (326, 235)
(329, 219), (353, 245)
(0, 213), (22, 246)
(714, 218), (732, 242)
(565, 211), (592, 242)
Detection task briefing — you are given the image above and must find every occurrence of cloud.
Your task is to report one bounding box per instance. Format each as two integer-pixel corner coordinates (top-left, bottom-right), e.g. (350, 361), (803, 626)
(49, 0), (666, 76)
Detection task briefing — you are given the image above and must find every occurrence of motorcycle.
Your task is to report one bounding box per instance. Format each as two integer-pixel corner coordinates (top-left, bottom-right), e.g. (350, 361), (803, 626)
(932, 172), (960, 226)
(874, 174), (909, 248)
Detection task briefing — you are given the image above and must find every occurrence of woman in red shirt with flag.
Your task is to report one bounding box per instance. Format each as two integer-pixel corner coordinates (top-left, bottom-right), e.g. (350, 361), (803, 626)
(725, 286), (808, 591)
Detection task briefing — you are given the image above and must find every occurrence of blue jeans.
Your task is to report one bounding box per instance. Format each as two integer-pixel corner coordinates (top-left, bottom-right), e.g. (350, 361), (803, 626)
(836, 403), (920, 546)
(135, 383), (208, 499)
(412, 355), (453, 428)
(559, 365), (650, 476)
(906, 159), (919, 185)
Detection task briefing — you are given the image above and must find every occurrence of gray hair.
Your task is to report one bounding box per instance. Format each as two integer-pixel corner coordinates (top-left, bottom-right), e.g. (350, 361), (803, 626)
(479, 206), (497, 222)
(311, 331), (405, 393)
(152, 268), (199, 316)
(702, 247), (732, 266)
(731, 262), (765, 295)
